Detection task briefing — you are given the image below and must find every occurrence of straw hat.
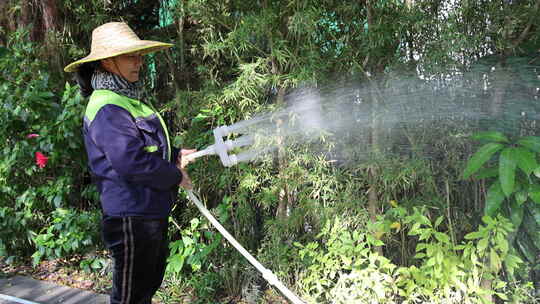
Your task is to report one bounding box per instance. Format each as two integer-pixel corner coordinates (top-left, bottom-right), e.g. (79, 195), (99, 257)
(64, 22), (173, 72)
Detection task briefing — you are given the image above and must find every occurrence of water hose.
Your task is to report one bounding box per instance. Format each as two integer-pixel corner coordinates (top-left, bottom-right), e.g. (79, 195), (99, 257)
(185, 189), (306, 304)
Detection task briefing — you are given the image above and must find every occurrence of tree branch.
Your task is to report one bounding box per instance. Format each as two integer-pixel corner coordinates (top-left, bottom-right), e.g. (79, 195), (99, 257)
(511, 0), (540, 49)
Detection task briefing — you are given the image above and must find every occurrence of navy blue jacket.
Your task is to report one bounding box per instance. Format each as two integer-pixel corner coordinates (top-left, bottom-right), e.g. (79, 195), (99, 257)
(83, 90), (182, 218)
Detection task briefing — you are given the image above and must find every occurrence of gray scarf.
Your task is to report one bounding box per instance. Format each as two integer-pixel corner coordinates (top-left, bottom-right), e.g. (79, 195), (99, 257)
(91, 69), (140, 100)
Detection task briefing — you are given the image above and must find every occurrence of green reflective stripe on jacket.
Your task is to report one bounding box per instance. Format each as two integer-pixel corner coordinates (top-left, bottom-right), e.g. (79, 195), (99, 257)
(145, 102), (172, 162)
(85, 90), (172, 161)
(144, 145), (158, 153)
(85, 90), (154, 121)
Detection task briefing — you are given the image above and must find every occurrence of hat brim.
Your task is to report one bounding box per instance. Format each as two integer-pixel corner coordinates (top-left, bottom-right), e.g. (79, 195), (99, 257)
(64, 40), (173, 72)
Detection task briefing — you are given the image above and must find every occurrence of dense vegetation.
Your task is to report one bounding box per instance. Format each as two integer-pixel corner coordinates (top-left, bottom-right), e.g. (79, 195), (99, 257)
(0, 1), (539, 303)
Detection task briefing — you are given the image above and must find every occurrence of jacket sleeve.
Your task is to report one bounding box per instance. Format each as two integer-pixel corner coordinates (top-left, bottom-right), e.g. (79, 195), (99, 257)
(172, 146), (180, 165)
(88, 104), (182, 190)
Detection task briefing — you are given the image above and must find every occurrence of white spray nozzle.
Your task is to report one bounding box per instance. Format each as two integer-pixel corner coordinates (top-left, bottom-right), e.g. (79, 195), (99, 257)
(184, 125), (255, 167)
(213, 126), (233, 167)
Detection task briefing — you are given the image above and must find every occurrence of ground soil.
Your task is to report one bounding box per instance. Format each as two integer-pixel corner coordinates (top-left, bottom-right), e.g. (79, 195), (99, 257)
(0, 255), (110, 295)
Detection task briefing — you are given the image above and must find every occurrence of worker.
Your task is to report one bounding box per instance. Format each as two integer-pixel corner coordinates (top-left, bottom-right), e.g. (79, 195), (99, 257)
(64, 22), (194, 304)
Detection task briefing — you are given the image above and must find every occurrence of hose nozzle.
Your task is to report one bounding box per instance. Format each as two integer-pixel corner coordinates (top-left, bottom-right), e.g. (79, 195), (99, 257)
(184, 125), (254, 167)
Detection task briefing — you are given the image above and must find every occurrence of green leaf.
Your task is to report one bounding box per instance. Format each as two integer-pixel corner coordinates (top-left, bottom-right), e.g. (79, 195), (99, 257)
(516, 235), (536, 263)
(482, 215), (496, 225)
(522, 209), (540, 249)
(464, 231), (483, 240)
(515, 190), (527, 206)
(167, 254), (185, 273)
(499, 148), (517, 197)
(0, 47), (8, 58)
(490, 248), (501, 271)
(190, 218), (200, 230)
(91, 258), (103, 269)
(485, 182), (505, 216)
(31, 252), (42, 267)
(517, 136), (540, 153)
(529, 203), (540, 225)
(471, 131), (509, 143)
(53, 195), (62, 208)
(529, 184), (540, 204)
(495, 233), (509, 255)
(496, 292), (508, 301)
(478, 238), (489, 252)
(434, 216), (444, 228)
(514, 147), (537, 176)
(192, 113), (209, 123)
(182, 236), (194, 247)
(463, 143), (504, 179)
(475, 167), (499, 179)
(534, 166), (540, 179)
(434, 232), (450, 244)
(503, 254), (522, 277)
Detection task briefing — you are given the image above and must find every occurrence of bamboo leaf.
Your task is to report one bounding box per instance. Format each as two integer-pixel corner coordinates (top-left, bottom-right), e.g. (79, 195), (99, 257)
(499, 147), (517, 197)
(485, 182), (505, 216)
(514, 147), (537, 176)
(517, 136), (540, 153)
(471, 131), (509, 143)
(463, 143), (504, 179)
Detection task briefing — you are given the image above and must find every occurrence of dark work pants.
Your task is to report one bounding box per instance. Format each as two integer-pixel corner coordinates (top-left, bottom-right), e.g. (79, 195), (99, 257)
(101, 216), (169, 304)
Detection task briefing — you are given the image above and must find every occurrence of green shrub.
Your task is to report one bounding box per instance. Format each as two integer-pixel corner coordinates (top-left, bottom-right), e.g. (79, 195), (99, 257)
(464, 131), (540, 285)
(167, 217), (221, 275)
(295, 208), (533, 304)
(0, 28), (98, 262)
(30, 208), (100, 266)
(296, 216), (398, 303)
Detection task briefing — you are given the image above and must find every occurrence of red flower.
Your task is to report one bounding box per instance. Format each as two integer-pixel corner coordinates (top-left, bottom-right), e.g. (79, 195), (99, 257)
(35, 152), (48, 168)
(27, 133), (40, 139)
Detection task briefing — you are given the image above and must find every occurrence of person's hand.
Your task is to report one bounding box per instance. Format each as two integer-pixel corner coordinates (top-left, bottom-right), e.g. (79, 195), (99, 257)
(178, 148), (197, 169)
(178, 167), (193, 190)
(177, 148), (196, 190)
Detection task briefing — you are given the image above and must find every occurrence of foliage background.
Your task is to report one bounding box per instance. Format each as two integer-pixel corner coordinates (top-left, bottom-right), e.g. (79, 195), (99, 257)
(0, 0), (539, 303)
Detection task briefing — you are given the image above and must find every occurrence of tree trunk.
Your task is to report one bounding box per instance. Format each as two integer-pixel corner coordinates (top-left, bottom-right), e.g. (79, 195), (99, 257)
(19, 0), (32, 29)
(364, 0), (384, 256)
(41, 0), (62, 75)
(264, 0), (292, 220)
(41, 0), (58, 33)
(18, 0), (42, 41)
(480, 276), (493, 303)
(369, 85), (383, 256)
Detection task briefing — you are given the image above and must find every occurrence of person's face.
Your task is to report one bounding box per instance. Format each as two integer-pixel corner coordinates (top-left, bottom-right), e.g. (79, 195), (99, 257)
(102, 53), (143, 82)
